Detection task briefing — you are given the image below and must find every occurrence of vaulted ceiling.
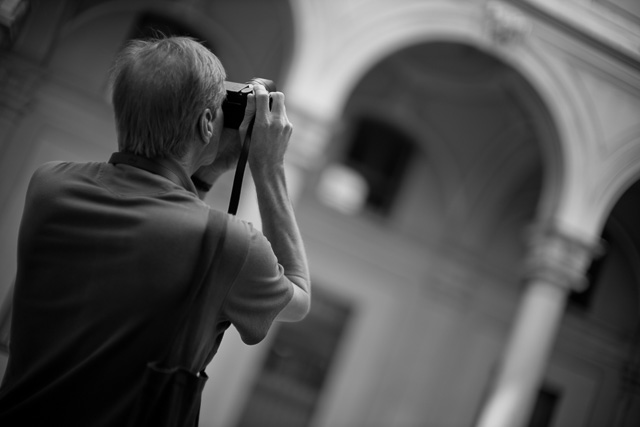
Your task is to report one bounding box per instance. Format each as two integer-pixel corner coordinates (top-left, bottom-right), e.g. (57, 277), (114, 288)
(342, 42), (545, 259)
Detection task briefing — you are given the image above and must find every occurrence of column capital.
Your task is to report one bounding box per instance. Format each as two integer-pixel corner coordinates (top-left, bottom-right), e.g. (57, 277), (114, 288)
(523, 223), (604, 292)
(285, 103), (336, 171)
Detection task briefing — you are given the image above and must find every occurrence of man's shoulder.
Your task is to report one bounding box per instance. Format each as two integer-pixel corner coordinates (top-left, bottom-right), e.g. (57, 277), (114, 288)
(224, 214), (261, 242)
(32, 160), (102, 180)
(28, 161), (102, 193)
(221, 214), (279, 265)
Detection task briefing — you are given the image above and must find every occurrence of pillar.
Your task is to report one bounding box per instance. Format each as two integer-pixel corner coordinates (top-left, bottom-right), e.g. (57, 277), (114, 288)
(475, 224), (602, 427)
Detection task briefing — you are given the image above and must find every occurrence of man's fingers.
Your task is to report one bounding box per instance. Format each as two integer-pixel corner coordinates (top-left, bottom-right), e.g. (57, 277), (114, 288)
(252, 87), (290, 138)
(238, 92), (256, 138)
(269, 92), (285, 116)
(243, 90), (256, 119)
(254, 85), (270, 116)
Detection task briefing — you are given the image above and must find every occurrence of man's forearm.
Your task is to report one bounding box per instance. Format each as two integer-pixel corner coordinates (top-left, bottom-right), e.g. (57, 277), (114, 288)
(253, 165), (310, 293)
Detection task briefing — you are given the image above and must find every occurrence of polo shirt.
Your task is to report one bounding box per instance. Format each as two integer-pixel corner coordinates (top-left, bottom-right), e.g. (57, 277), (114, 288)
(0, 158), (293, 426)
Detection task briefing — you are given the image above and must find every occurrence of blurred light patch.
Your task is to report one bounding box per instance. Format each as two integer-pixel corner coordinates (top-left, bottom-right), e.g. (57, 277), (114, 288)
(316, 164), (368, 215)
(477, 384), (521, 427)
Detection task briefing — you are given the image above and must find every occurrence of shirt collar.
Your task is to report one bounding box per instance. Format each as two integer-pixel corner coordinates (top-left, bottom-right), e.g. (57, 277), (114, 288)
(108, 152), (198, 195)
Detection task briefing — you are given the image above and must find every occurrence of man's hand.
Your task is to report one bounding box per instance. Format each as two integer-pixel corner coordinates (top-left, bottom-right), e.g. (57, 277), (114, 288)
(242, 84), (310, 322)
(245, 85), (293, 174)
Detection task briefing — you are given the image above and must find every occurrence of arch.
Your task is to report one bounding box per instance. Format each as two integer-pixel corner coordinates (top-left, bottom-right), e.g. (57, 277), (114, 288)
(49, 0), (296, 91)
(286, 0), (600, 239)
(593, 132), (640, 234)
(598, 215), (640, 326)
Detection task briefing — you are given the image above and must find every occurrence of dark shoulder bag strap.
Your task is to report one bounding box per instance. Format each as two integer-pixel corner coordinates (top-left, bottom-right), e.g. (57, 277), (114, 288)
(130, 209), (249, 427)
(159, 209), (229, 369)
(128, 209), (228, 427)
(161, 210), (250, 371)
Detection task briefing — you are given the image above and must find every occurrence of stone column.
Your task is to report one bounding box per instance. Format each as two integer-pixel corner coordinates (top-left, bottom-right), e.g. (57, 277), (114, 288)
(475, 224), (601, 427)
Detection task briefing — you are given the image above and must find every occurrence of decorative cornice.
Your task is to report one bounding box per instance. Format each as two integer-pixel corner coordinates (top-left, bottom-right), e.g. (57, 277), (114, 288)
(484, 1), (533, 46)
(509, 0), (640, 71)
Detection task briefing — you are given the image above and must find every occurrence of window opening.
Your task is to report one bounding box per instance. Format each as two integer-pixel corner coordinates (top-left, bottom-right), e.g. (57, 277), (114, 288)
(526, 383), (562, 427)
(344, 117), (415, 216)
(235, 287), (353, 427)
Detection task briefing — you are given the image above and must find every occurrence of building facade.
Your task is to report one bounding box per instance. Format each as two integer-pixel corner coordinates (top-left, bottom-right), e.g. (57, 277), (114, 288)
(1, 1), (639, 426)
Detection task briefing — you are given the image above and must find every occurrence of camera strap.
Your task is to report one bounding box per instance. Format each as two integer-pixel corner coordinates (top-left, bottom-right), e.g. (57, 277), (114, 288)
(227, 120), (254, 215)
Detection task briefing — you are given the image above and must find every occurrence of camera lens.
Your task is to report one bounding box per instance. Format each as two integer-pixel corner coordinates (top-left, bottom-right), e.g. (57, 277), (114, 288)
(248, 78), (277, 92)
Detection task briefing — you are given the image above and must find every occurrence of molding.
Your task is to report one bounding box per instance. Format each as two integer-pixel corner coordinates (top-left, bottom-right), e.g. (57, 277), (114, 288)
(510, 0), (640, 70)
(484, 1), (533, 46)
(596, 0), (640, 26)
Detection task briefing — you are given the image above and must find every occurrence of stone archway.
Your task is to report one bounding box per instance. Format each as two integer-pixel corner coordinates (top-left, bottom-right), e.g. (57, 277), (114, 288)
(326, 40), (556, 427)
(285, 1), (600, 238)
(282, 3), (611, 427)
(569, 178), (640, 427)
(331, 40), (553, 271)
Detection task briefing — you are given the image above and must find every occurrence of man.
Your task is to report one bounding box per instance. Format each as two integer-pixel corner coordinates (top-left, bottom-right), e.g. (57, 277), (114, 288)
(0, 36), (310, 425)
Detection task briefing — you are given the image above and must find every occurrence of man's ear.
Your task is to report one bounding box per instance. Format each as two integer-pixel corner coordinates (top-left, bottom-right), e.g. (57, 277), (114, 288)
(199, 108), (215, 145)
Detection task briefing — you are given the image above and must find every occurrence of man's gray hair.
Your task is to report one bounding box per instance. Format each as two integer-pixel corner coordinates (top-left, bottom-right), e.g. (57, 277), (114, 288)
(110, 36), (226, 158)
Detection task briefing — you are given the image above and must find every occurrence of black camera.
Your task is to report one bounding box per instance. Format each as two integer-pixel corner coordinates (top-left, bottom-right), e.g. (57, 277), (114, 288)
(222, 78), (276, 129)
(222, 78), (277, 215)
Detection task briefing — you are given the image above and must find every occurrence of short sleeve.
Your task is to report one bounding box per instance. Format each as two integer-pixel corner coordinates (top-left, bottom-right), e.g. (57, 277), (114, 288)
(222, 219), (294, 345)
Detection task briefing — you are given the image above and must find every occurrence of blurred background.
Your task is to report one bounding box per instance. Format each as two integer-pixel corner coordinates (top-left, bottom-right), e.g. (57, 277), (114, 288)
(1, 0), (640, 426)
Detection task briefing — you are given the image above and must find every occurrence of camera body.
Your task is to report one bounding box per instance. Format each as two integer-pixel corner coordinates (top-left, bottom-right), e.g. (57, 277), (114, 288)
(222, 78), (276, 129)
